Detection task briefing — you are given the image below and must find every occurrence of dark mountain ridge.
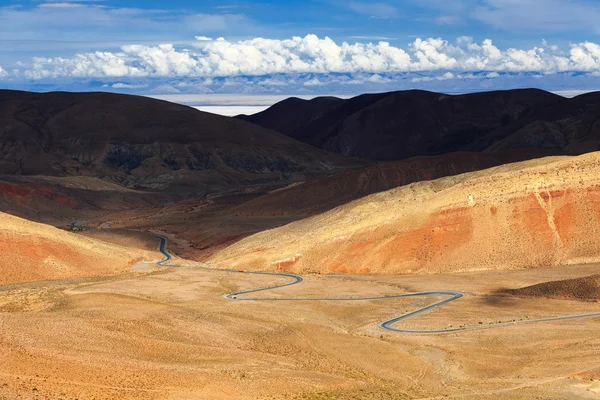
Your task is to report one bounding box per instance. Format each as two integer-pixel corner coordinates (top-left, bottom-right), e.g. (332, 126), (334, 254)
(238, 89), (600, 160)
(0, 90), (367, 193)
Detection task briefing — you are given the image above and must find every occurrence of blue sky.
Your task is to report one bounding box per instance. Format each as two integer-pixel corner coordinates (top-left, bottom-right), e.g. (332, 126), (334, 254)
(2, 0), (600, 94)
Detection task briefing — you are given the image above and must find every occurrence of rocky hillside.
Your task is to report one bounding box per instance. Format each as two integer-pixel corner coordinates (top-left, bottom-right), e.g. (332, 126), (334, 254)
(239, 89), (600, 160)
(210, 152), (600, 274)
(509, 275), (600, 302)
(0, 90), (366, 193)
(0, 175), (178, 224)
(229, 149), (558, 217)
(0, 211), (157, 284)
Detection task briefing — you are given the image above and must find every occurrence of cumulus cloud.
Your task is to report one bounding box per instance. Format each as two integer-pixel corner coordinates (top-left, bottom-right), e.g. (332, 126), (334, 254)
(13, 35), (600, 80)
(0, 66), (8, 78)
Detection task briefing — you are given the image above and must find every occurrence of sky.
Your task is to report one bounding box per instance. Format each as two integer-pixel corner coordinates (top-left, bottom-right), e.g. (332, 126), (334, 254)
(2, 0), (600, 96)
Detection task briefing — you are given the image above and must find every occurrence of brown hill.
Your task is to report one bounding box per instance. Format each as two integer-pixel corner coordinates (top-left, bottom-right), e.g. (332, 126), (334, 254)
(0, 90), (366, 194)
(237, 96), (344, 135)
(239, 89), (600, 160)
(210, 152), (600, 274)
(87, 149), (557, 260)
(0, 211), (157, 284)
(229, 149), (560, 217)
(509, 275), (600, 301)
(0, 175), (177, 224)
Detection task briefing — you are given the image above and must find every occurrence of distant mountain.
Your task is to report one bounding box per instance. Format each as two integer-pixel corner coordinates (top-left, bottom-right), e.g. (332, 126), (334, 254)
(238, 89), (600, 160)
(0, 90), (366, 194)
(237, 96), (344, 134)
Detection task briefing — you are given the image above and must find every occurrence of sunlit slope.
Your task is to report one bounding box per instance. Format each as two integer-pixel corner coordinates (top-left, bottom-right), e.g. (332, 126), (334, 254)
(211, 152), (600, 274)
(0, 212), (157, 284)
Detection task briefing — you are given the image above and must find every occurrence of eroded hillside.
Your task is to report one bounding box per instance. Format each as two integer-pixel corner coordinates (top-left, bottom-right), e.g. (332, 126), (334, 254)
(210, 152), (600, 274)
(0, 211), (158, 284)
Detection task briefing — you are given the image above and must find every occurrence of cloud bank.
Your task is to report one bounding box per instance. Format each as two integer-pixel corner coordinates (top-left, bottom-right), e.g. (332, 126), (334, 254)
(7, 35), (600, 81)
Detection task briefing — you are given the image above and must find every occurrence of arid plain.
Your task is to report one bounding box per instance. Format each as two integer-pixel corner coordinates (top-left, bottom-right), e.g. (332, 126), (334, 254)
(2, 249), (600, 399)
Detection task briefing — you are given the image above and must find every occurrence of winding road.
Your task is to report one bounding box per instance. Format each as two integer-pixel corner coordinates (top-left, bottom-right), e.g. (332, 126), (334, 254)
(154, 235), (600, 334)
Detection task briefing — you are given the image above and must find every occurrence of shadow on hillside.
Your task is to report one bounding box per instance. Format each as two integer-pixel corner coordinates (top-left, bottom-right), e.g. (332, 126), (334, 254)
(480, 288), (521, 307)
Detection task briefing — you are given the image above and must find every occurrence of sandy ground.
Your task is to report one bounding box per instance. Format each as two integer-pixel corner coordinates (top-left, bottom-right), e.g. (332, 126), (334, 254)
(2, 255), (600, 399)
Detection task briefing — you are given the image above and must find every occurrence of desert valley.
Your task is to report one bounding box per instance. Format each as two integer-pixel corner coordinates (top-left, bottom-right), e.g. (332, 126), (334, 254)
(1, 87), (600, 399)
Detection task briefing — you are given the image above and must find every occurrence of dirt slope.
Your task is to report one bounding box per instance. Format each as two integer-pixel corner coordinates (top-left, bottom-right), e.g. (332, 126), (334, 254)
(0, 211), (157, 284)
(509, 275), (600, 301)
(230, 149), (560, 217)
(239, 89), (600, 160)
(210, 152), (600, 274)
(0, 175), (179, 224)
(84, 150), (558, 261)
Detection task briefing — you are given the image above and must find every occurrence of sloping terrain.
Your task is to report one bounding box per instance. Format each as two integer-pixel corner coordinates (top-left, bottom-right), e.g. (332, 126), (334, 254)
(210, 152), (600, 274)
(0, 90), (366, 194)
(0, 175), (176, 224)
(509, 275), (600, 301)
(230, 149), (559, 217)
(85, 149), (557, 260)
(239, 89), (600, 160)
(0, 211), (157, 284)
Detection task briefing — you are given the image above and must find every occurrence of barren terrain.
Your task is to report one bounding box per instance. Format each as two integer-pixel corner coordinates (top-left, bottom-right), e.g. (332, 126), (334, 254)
(1, 248), (600, 399)
(509, 274), (600, 301)
(0, 211), (160, 284)
(3, 90), (600, 399)
(211, 152), (600, 274)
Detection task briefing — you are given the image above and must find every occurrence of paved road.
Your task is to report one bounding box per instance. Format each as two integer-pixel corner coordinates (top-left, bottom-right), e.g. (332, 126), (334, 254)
(154, 235), (600, 334)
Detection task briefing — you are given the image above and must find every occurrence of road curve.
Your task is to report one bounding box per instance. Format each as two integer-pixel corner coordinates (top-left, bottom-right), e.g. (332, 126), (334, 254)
(154, 236), (600, 334)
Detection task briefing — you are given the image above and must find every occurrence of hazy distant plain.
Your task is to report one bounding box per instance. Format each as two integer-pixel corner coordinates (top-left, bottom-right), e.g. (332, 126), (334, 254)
(147, 94), (355, 116)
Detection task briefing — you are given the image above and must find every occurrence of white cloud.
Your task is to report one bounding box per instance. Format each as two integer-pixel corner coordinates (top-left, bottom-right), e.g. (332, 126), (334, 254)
(39, 3), (87, 8)
(0, 66), (8, 78)
(107, 82), (149, 89)
(437, 72), (455, 80)
(24, 53), (145, 79)
(303, 78), (324, 86)
(14, 35), (600, 80)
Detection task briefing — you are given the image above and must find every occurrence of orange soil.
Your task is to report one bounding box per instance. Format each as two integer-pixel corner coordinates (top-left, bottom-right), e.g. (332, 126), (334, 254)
(210, 152), (600, 274)
(0, 212), (158, 284)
